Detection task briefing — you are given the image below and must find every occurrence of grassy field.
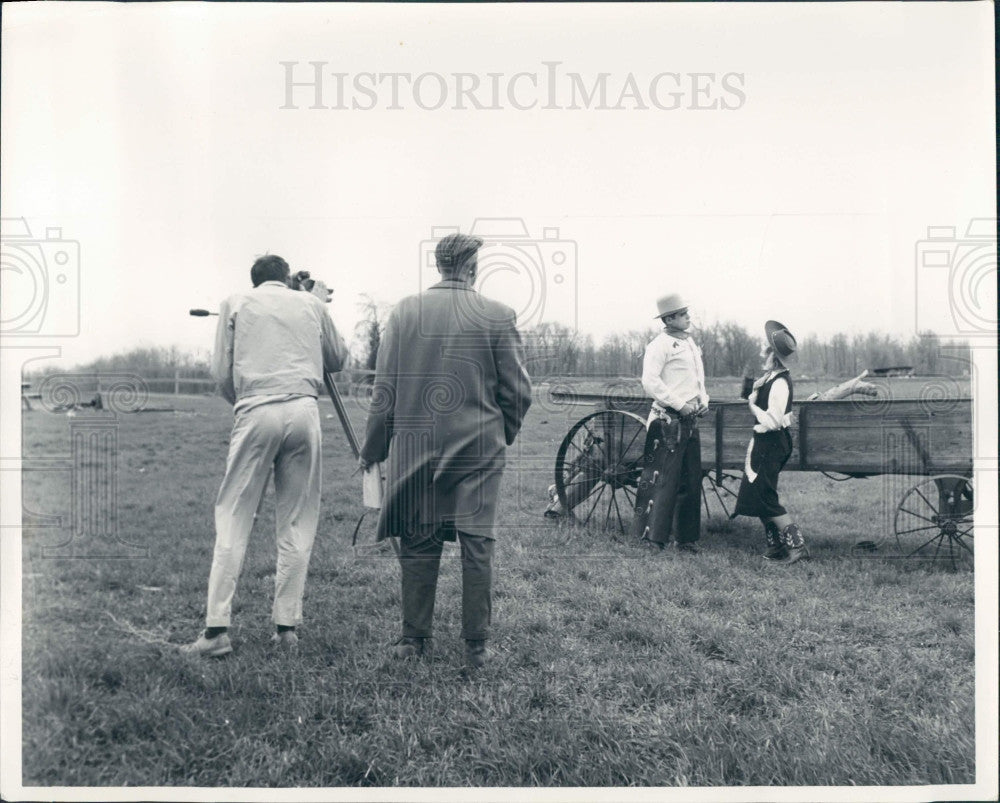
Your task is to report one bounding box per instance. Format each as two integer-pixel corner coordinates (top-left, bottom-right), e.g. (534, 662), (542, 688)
(18, 380), (977, 788)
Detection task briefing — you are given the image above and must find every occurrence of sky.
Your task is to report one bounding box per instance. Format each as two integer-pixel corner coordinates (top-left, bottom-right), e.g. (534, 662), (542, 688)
(0, 1), (996, 370)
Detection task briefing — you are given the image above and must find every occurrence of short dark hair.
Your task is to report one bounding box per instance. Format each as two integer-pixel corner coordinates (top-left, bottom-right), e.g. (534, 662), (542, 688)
(250, 255), (290, 287)
(439, 250), (477, 279)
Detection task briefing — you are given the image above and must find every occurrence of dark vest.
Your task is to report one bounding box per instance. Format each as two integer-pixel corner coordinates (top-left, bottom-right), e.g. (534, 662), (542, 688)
(756, 370), (793, 414)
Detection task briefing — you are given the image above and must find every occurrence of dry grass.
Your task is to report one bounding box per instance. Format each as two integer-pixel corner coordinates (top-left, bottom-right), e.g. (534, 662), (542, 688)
(19, 384), (976, 787)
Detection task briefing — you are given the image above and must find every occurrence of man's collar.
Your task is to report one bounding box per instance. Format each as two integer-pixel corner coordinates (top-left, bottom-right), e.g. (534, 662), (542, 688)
(258, 281), (288, 289)
(663, 327), (690, 340)
(429, 279), (475, 290)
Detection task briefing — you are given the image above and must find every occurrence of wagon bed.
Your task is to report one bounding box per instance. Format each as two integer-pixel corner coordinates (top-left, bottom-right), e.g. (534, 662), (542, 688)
(548, 389), (974, 563)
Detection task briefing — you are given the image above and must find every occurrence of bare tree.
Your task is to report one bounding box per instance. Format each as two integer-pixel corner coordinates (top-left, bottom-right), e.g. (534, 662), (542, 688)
(354, 294), (388, 371)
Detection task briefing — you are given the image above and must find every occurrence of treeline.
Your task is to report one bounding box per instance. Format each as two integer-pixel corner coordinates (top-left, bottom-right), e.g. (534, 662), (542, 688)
(26, 346), (214, 381)
(25, 323), (970, 385)
(519, 322), (971, 379)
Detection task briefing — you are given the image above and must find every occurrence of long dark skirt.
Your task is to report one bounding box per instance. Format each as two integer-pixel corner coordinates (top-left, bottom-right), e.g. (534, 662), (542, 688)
(733, 429), (793, 518)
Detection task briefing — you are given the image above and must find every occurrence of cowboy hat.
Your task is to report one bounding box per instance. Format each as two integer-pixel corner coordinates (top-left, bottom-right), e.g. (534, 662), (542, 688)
(653, 293), (688, 319)
(764, 319), (799, 366)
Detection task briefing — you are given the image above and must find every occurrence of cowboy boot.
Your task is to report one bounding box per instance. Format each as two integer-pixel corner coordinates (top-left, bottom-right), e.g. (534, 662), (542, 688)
(779, 523), (809, 564)
(763, 520), (787, 561)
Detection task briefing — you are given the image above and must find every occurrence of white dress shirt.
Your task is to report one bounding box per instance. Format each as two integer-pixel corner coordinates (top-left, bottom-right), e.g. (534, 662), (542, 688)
(641, 330), (709, 413)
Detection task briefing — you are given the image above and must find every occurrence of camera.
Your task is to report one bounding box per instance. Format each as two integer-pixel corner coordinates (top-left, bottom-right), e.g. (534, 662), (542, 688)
(290, 270), (333, 303)
(290, 270), (316, 292)
(1, 217), (80, 336)
(419, 217), (578, 331)
(915, 219), (996, 338)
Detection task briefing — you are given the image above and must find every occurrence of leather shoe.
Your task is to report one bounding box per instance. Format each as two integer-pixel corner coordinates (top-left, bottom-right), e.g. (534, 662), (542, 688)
(392, 637), (429, 659)
(673, 542), (699, 554)
(271, 630), (299, 652)
(465, 639), (488, 669)
(179, 632), (233, 658)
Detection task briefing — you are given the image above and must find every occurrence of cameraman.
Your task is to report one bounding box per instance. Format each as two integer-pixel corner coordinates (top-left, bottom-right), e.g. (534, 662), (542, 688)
(181, 254), (348, 657)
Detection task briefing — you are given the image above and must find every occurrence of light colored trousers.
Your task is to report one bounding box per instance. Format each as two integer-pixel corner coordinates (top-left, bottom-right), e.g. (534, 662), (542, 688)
(205, 396), (322, 627)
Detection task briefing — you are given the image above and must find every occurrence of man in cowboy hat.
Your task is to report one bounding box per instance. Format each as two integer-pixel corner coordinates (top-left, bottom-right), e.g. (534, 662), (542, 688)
(359, 231), (532, 668)
(633, 293), (709, 553)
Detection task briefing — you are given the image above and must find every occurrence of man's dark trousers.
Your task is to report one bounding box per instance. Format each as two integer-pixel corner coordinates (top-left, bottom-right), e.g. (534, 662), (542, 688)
(399, 528), (494, 640)
(636, 419), (702, 545)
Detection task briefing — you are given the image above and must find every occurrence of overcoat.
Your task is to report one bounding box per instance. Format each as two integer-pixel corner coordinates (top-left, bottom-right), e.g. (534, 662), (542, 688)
(360, 280), (532, 542)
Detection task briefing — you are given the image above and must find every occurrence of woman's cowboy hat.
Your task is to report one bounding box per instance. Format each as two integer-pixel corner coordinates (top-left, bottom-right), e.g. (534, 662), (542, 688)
(654, 293), (688, 319)
(764, 319), (799, 366)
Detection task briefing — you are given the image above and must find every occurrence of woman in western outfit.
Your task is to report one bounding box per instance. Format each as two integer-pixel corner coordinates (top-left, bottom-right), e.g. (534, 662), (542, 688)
(732, 320), (808, 564)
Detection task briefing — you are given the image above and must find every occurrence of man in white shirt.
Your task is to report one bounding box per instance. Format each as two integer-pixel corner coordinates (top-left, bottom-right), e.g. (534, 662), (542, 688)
(633, 293), (709, 553)
(181, 254), (348, 657)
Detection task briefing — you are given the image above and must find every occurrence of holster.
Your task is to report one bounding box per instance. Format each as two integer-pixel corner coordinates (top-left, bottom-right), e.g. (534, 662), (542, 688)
(632, 416), (685, 541)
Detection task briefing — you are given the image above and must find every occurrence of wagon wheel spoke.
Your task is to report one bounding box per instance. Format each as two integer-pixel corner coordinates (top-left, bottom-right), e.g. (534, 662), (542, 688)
(897, 507), (939, 526)
(911, 530), (950, 555)
(554, 409), (646, 533)
(701, 470), (740, 519)
(565, 442), (604, 471)
(903, 525), (949, 555)
(619, 421), (645, 463)
(603, 489), (615, 530)
(580, 483), (607, 526)
(911, 484), (938, 513)
(581, 422), (613, 468)
(895, 523), (947, 536)
(563, 475), (601, 489)
(954, 536), (974, 555)
(611, 489), (625, 535)
(894, 475), (974, 565)
(932, 536), (945, 560)
(576, 479), (605, 504)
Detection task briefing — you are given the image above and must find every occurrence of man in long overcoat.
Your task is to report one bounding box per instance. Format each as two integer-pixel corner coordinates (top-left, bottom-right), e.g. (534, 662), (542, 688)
(359, 232), (532, 668)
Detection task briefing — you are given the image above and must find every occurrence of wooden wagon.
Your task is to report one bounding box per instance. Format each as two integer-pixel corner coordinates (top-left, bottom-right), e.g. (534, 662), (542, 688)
(549, 388), (974, 564)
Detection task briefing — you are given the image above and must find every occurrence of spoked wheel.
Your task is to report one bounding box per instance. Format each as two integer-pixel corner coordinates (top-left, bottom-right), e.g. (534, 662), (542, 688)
(894, 474), (974, 567)
(701, 470), (743, 519)
(554, 409), (647, 534)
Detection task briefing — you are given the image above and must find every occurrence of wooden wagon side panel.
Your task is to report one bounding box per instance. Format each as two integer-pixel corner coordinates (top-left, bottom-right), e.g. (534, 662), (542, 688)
(705, 399), (973, 476)
(795, 399), (973, 475)
(590, 393), (973, 477)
